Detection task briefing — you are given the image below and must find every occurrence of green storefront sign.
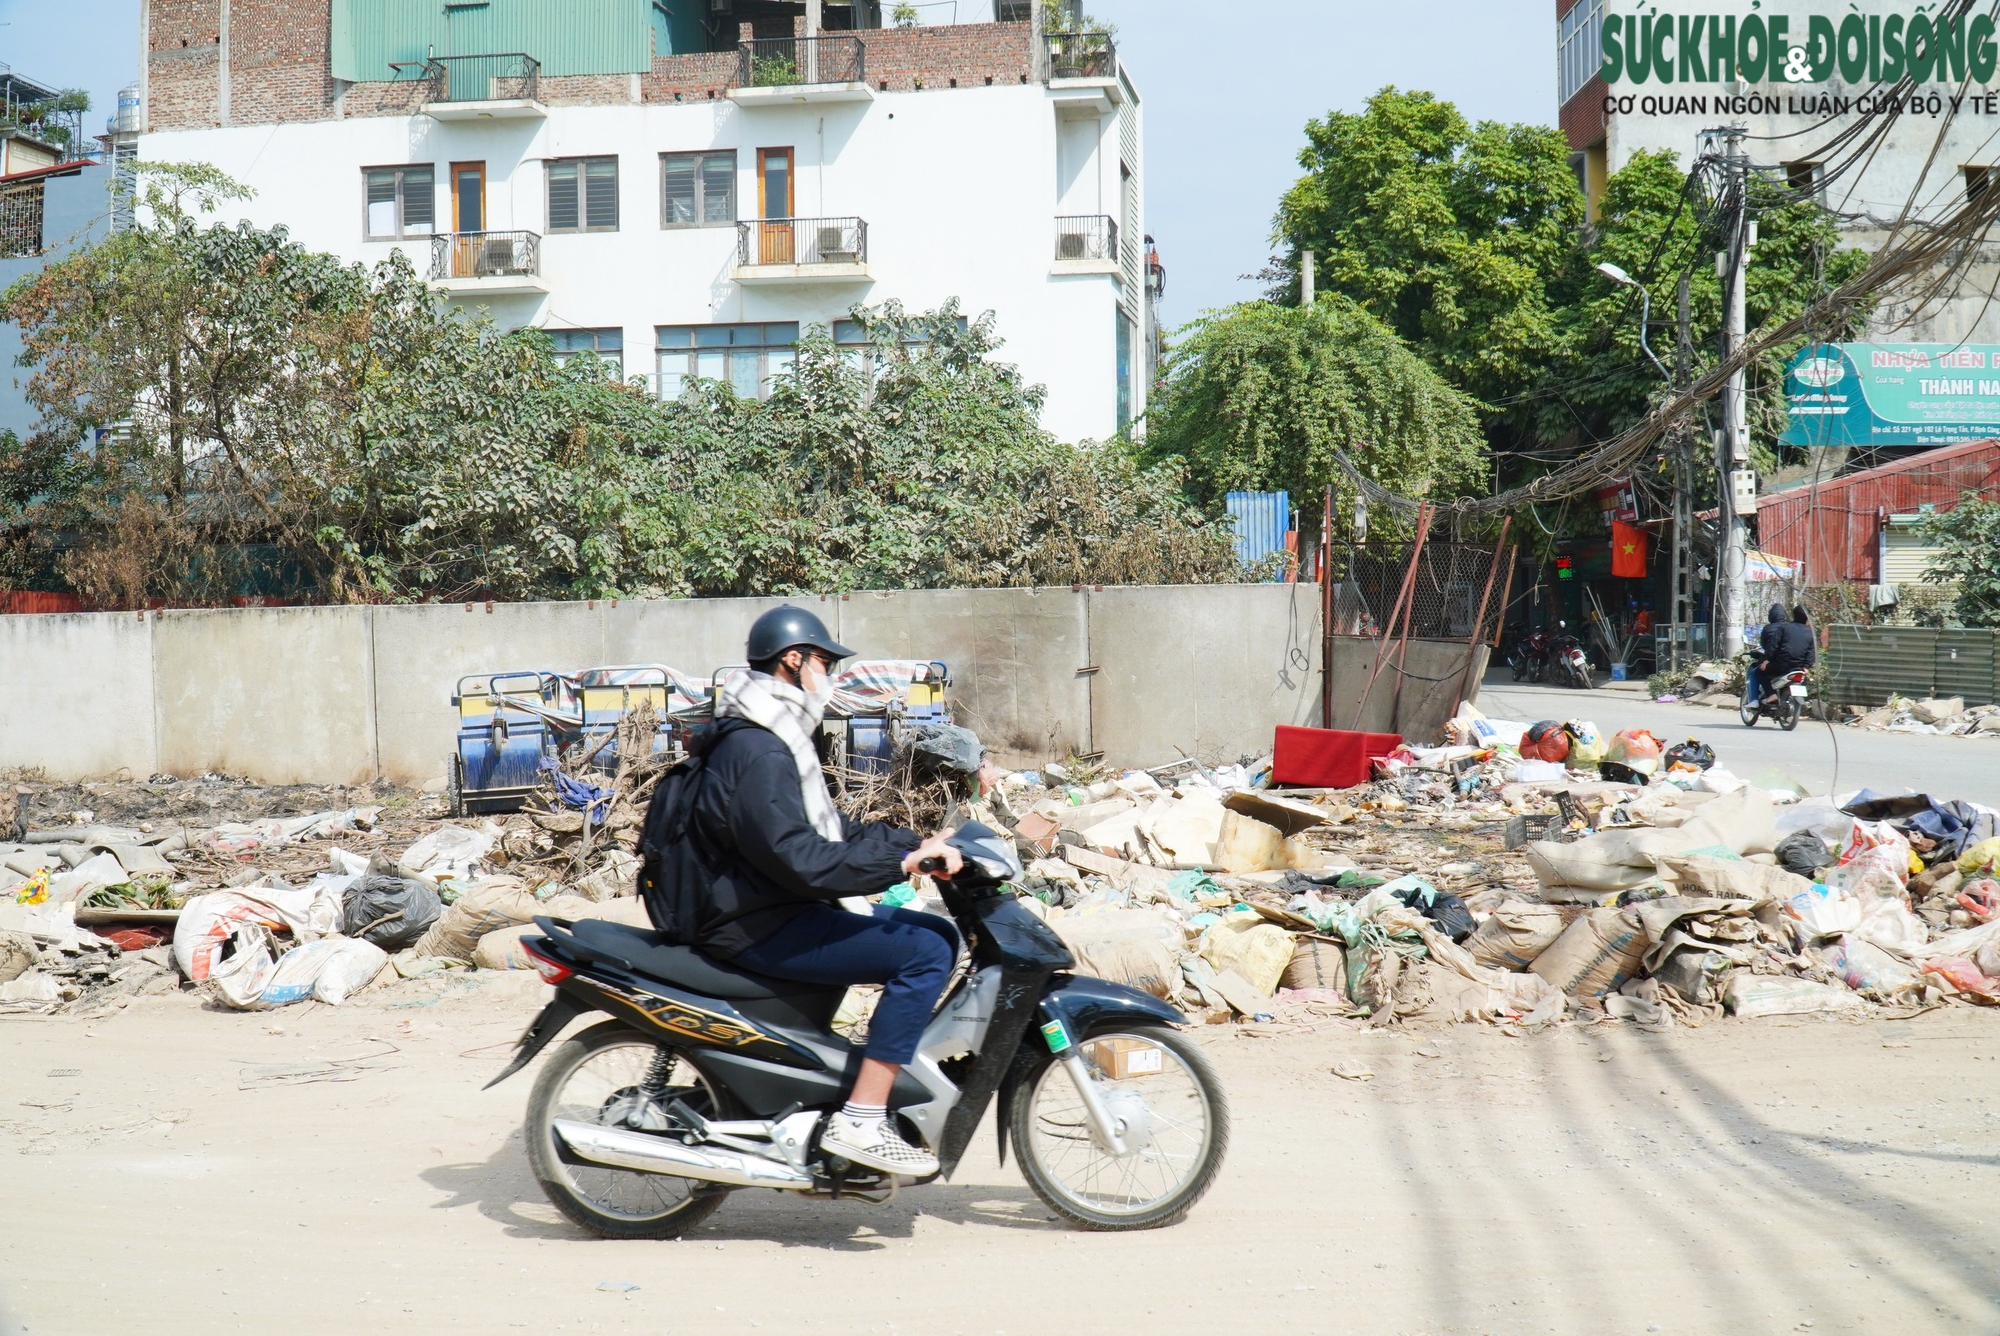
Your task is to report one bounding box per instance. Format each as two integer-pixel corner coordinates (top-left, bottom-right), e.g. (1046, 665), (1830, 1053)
(1600, 12), (2000, 87)
(1782, 343), (2000, 446)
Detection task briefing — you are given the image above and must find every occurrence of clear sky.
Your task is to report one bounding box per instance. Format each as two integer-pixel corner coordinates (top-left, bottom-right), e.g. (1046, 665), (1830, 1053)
(0, 0), (1558, 329)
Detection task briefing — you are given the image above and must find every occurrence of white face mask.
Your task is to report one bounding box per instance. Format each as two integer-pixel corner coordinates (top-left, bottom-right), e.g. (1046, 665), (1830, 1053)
(801, 658), (836, 723)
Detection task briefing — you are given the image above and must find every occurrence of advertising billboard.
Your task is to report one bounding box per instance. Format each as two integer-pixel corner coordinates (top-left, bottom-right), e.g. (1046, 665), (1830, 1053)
(1781, 342), (2000, 446)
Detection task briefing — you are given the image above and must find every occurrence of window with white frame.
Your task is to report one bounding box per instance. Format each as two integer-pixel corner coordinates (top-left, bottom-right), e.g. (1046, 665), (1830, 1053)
(1557, 0), (1606, 106)
(661, 151), (737, 227)
(547, 157), (619, 233)
(657, 322), (798, 400)
(550, 328), (624, 375)
(363, 165), (435, 240)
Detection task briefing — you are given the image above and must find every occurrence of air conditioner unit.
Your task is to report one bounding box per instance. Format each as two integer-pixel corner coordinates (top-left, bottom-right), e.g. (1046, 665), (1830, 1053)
(1056, 231), (1088, 260)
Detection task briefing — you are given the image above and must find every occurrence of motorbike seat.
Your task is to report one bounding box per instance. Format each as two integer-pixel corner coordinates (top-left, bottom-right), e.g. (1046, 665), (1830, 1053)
(565, 919), (839, 1003)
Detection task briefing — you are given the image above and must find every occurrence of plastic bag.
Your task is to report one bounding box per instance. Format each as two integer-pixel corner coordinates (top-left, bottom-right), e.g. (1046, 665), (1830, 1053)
(1920, 956), (2000, 1001)
(342, 874), (441, 950)
(1664, 739), (1716, 772)
(1784, 883), (1862, 940)
(1521, 722), (1571, 764)
(1604, 729), (1665, 776)
(1821, 937), (1924, 998)
(1390, 879), (1474, 942)
(1775, 830), (1836, 880)
(1958, 879), (2000, 923)
(397, 824), (497, 889)
(171, 885), (342, 982)
(258, 936), (389, 1006)
(1957, 835), (2000, 876)
(1563, 721), (1605, 769)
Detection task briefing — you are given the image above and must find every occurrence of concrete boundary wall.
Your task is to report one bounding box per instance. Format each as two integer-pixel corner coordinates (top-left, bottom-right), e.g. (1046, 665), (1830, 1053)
(0, 585), (1346, 785)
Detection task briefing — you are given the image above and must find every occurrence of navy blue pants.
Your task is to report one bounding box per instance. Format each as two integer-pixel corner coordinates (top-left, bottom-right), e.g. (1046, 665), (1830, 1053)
(731, 904), (958, 1066)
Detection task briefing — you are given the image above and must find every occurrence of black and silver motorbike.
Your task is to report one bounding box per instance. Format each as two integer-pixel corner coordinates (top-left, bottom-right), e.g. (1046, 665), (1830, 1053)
(486, 824), (1229, 1235)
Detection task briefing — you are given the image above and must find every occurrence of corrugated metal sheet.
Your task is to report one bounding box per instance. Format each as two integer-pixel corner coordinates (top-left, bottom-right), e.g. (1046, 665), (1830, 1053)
(1881, 527), (1941, 584)
(1827, 623), (1937, 706)
(1932, 629), (1997, 705)
(1226, 490), (1291, 580)
(1755, 438), (2000, 583)
(331, 0), (648, 82)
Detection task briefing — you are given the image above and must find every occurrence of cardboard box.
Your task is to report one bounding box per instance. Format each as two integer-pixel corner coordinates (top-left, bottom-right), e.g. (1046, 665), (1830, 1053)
(1090, 1036), (1166, 1080)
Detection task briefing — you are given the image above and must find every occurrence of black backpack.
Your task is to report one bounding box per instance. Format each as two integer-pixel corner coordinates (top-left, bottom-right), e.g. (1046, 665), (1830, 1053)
(637, 722), (742, 945)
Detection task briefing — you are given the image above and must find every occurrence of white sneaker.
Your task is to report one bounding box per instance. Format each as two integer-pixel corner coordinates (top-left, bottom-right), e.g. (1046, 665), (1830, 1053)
(820, 1115), (939, 1177)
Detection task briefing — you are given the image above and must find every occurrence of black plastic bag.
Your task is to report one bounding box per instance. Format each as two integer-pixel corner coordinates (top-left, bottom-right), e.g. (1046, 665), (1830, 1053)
(1774, 830), (1835, 879)
(1394, 885), (1475, 942)
(1663, 739), (1716, 771)
(341, 874), (441, 950)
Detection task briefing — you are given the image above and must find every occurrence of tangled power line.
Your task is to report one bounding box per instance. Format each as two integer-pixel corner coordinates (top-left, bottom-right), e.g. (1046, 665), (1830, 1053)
(1343, 0), (2000, 523)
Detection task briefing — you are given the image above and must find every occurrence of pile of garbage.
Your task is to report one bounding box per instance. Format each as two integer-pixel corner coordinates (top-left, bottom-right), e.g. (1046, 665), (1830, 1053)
(1842, 695), (2000, 738)
(962, 705), (2000, 1032)
(7, 696), (2000, 1030)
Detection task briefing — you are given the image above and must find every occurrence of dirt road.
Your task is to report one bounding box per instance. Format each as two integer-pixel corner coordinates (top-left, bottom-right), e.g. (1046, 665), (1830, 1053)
(3, 977), (1997, 1336)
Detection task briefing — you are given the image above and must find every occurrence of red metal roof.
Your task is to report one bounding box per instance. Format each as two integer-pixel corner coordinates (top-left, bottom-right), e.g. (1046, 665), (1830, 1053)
(0, 158), (97, 186)
(1755, 439), (2000, 583)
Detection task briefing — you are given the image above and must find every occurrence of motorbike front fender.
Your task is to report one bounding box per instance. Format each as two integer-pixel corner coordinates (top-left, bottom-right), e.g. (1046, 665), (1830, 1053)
(1039, 973), (1185, 1039)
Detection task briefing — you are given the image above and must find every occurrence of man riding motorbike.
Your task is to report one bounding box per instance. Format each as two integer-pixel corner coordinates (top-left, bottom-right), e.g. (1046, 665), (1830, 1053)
(1747, 602), (1817, 708)
(672, 606), (963, 1177)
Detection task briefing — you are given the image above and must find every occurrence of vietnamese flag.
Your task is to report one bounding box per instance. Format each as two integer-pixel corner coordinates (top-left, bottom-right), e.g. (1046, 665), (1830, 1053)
(1611, 520), (1648, 578)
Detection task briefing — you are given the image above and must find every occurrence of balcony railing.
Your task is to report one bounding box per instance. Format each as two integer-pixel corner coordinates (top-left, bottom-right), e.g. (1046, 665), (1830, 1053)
(1046, 30), (1116, 80)
(429, 229), (542, 281)
(1054, 214), (1117, 263)
(736, 217), (868, 268)
(738, 36), (866, 88)
(427, 53), (540, 104)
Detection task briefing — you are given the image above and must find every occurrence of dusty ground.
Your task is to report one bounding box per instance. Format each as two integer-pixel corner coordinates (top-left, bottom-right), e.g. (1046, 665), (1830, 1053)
(2, 980), (1996, 1336)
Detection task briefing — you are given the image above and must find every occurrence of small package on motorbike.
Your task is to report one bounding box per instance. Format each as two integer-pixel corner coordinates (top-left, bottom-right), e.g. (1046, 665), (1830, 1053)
(1664, 739), (1716, 772)
(1520, 721), (1571, 764)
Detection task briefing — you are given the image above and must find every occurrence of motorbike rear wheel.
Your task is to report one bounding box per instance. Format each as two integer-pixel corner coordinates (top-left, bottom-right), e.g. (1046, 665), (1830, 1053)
(1008, 1024), (1228, 1231)
(525, 1021), (734, 1239)
(1777, 696), (1802, 731)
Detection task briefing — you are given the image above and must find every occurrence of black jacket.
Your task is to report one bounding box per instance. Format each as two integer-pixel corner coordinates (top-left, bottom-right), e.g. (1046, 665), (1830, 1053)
(1759, 621), (1818, 675)
(683, 718), (920, 958)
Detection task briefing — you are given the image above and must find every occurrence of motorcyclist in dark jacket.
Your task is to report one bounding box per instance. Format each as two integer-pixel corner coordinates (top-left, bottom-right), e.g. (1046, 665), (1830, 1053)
(680, 606), (962, 1178)
(1752, 603), (1818, 704)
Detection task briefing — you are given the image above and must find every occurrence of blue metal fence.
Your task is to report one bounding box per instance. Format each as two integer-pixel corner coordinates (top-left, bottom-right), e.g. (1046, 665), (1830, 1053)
(1226, 490), (1292, 580)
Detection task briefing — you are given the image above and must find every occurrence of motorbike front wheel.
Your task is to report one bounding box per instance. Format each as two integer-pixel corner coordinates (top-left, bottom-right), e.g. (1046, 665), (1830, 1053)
(524, 1021), (734, 1239)
(1739, 696), (1760, 727)
(1008, 1024), (1228, 1231)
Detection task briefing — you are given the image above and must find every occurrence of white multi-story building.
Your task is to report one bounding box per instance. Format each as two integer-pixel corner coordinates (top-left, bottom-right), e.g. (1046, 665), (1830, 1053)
(136, 0), (1150, 442)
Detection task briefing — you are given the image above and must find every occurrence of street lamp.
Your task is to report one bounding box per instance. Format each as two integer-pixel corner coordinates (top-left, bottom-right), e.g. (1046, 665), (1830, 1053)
(1596, 261), (1670, 381)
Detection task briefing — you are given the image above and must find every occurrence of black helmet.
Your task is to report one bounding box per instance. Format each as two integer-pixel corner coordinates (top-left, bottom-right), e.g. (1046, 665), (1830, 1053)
(746, 604), (853, 664)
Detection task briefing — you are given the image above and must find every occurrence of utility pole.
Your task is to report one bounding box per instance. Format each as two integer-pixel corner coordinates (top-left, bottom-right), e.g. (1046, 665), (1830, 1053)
(1672, 271), (1694, 670)
(1300, 249), (1315, 306)
(1715, 126), (1752, 658)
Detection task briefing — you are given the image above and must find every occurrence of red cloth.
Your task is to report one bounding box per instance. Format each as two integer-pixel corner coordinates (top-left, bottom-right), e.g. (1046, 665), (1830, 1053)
(1611, 520), (1649, 578)
(1272, 726), (1403, 789)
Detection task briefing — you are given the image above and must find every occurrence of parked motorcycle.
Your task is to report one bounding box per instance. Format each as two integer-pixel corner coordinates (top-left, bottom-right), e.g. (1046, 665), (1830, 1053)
(1508, 628), (1552, 683)
(487, 823), (1229, 1236)
(1741, 667), (1809, 731)
(1550, 625), (1593, 689)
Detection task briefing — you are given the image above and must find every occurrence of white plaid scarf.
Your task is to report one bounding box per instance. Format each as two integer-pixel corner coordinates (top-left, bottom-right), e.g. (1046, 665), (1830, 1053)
(716, 670), (872, 913)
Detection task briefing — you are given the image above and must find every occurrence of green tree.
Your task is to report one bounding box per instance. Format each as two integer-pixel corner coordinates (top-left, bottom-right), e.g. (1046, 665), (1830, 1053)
(5, 171), (1241, 606)
(1274, 87), (1583, 411)
(640, 302), (1239, 596)
(1139, 296), (1489, 547)
(1917, 497), (2000, 627)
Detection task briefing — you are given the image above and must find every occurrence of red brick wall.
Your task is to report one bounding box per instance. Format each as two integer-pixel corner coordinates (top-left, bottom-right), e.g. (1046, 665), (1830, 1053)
(148, 0), (225, 130)
(149, 8), (1038, 129)
(1560, 76), (1607, 150)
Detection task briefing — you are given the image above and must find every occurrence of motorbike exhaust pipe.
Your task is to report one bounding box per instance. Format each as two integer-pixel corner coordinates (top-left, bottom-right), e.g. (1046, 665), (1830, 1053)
(553, 1119), (815, 1190)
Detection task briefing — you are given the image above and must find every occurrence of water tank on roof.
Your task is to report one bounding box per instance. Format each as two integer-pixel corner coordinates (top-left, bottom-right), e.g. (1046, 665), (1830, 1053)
(114, 83), (143, 135)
